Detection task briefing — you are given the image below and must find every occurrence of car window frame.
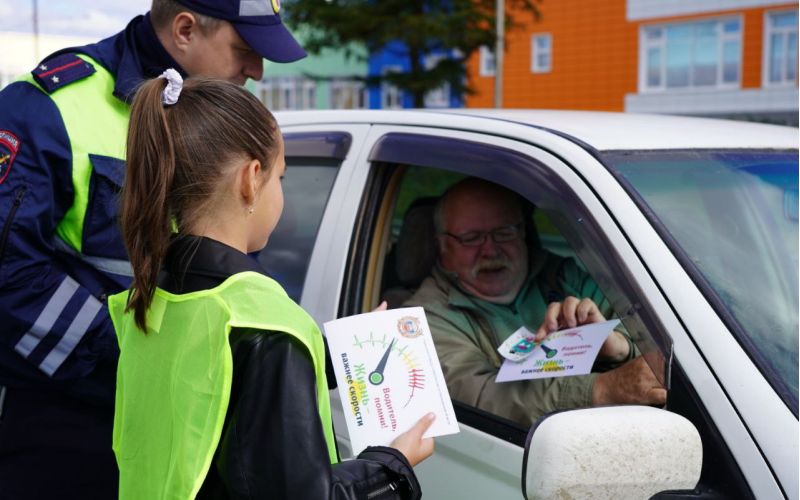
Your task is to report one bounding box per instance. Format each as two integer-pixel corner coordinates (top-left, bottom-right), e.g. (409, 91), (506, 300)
(257, 131), (352, 302)
(365, 131), (674, 381)
(340, 129), (676, 426)
(271, 123), (374, 321)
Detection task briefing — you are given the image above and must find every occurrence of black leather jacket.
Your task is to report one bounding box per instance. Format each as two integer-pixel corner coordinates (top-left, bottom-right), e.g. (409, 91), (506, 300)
(159, 236), (421, 500)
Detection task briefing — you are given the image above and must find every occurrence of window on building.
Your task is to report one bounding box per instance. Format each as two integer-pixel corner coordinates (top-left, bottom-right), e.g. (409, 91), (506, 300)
(479, 46), (496, 77)
(531, 34), (552, 73)
(641, 17), (741, 92)
(424, 55), (451, 108)
(764, 10), (798, 86)
(269, 85), (281, 110)
(330, 79), (367, 109)
(382, 66), (404, 109)
(301, 81), (316, 109)
(254, 76), (318, 110)
(281, 83), (294, 110)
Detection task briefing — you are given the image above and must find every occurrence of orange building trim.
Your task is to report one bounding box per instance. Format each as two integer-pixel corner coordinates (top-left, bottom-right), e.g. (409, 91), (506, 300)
(466, 1), (798, 114)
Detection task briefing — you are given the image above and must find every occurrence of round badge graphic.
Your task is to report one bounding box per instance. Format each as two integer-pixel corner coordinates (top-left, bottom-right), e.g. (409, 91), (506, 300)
(397, 316), (422, 338)
(0, 130), (20, 185)
(272, 0), (281, 14)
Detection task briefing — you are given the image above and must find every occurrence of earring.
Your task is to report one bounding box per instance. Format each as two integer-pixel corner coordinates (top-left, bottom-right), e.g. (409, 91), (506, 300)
(248, 206), (254, 215)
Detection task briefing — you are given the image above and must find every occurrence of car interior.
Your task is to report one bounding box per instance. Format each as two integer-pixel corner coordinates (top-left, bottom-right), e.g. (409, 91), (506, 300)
(380, 196), (438, 309)
(376, 166), (579, 310)
(369, 165), (753, 496)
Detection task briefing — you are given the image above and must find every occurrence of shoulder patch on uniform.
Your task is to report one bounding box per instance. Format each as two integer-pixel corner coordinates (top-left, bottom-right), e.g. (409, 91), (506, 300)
(31, 53), (96, 94)
(0, 130), (20, 185)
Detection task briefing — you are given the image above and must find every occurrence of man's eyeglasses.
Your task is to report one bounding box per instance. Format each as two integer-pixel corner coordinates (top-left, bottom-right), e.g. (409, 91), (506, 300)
(442, 223), (524, 247)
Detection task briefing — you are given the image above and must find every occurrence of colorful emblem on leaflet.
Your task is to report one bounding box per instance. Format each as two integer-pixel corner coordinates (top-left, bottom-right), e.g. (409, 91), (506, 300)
(0, 130), (20, 185)
(397, 315), (422, 338)
(497, 326), (540, 362)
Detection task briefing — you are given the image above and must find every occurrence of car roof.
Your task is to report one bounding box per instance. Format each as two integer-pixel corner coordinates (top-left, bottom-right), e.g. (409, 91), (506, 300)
(275, 109), (799, 151)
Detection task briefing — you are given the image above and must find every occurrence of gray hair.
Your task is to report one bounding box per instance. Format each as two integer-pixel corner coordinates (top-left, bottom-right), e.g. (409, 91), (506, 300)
(433, 177), (527, 236)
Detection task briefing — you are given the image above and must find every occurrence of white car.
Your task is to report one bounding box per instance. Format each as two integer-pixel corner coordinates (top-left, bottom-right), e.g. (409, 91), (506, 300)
(260, 109), (798, 499)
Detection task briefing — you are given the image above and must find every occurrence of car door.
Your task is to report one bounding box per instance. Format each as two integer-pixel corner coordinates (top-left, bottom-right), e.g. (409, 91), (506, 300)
(258, 124), (371, 304)
(273, 123), (533, 497)
(273, 118), (792, 498)
(333, 125), (684, 499)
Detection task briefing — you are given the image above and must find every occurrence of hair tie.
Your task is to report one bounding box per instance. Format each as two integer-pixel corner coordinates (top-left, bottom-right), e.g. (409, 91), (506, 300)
(159, 68), (183, 106)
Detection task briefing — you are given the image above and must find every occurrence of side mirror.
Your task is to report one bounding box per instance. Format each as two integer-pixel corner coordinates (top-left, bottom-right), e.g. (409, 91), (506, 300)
(522, 406), (702, 499)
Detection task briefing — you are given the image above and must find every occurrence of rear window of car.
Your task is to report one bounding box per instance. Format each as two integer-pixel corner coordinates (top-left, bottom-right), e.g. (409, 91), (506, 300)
(257, 132), (347, 302)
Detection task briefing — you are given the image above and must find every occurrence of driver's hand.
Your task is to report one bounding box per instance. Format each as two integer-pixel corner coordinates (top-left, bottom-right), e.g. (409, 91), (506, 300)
(534, 296), (606, 341)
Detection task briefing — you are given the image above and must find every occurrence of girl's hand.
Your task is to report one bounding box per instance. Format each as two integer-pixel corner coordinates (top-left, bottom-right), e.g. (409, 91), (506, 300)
(372, 301), (388, 312)
(389, 413), (436, 466)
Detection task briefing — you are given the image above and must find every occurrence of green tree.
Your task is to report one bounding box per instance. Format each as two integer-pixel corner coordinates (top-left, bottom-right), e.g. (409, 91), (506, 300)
(284, 0), (540, 107)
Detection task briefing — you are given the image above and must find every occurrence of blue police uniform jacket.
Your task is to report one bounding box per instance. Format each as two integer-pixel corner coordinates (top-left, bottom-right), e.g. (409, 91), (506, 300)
(0, 14), (184, 405)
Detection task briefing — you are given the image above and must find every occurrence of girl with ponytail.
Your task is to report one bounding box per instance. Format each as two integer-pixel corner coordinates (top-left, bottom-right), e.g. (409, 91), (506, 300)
(112, 72), (433, 500)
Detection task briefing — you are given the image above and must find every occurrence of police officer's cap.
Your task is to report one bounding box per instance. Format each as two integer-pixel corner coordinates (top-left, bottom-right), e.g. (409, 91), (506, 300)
(175, 0), (306, 63)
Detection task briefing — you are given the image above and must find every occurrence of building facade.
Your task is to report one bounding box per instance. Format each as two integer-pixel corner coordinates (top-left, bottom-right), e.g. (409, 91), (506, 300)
(367, 41), (463, 109)
(467, 0), (798, 124)
(249, 39), (369, 111)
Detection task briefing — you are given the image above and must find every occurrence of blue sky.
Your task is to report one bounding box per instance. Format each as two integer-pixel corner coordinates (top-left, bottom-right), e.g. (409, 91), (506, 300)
(0, 0), (150, 38)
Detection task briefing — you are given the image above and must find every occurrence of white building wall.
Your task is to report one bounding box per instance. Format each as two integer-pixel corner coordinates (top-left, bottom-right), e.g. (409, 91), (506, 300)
(628, 0), (793, 21)
(625, 87), (798, 114)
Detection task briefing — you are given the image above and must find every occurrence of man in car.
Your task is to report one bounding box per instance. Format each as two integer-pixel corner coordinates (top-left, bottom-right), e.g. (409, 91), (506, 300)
(0, 0), (305, 497)
(405, 178), (667, 424)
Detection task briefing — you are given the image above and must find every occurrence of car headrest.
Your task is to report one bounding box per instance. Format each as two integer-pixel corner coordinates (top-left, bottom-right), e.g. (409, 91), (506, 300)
(394, 197), (438, 287)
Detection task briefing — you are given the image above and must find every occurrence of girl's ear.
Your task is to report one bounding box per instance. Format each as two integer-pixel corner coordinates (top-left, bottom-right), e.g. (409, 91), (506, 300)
(239, 159), (263, 207)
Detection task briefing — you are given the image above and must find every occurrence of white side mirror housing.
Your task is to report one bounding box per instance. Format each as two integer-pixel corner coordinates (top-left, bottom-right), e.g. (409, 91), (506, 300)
(523, 406), (702, 499)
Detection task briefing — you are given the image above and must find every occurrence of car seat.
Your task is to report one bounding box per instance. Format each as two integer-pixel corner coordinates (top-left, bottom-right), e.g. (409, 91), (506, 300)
(381, 197), (438, 308)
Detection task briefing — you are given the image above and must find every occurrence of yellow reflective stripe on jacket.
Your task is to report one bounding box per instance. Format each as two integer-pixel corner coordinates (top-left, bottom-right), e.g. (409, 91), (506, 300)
(22, 54), (129, 253)
(109, 272), (336, 500)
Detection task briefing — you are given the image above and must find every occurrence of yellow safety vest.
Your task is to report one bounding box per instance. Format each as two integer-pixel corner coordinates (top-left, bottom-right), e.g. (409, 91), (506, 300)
(108, 271), (337, 499)
(22, 54), (129, 255)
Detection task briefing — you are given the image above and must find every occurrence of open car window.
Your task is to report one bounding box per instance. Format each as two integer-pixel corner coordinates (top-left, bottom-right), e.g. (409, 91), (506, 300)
(340, 132), (672, 434)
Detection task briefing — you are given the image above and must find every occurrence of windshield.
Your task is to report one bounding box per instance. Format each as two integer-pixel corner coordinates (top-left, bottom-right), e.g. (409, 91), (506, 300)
(602, 149), (798, 411)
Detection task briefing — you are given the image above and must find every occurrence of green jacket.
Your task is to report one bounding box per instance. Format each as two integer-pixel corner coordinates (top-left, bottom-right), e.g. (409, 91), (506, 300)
(405, 251), (623, 425)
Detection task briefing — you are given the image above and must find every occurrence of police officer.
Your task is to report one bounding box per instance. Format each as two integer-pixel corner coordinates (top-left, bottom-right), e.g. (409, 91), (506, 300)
(0, 1), (305, 497)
